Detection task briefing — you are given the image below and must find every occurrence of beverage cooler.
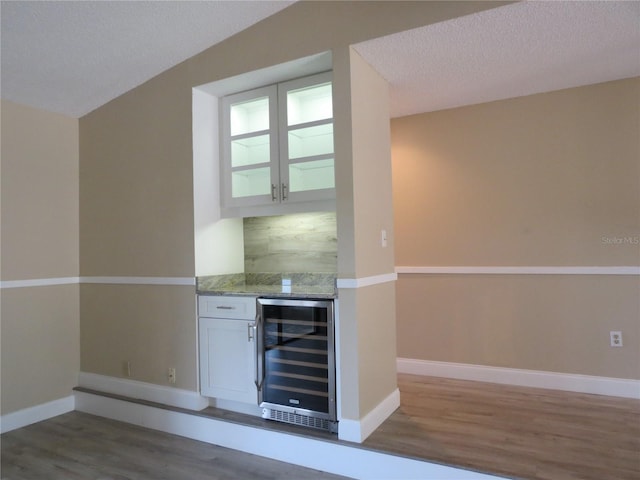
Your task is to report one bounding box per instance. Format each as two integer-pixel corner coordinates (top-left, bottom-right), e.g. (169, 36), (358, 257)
(255, 297), (337, 432)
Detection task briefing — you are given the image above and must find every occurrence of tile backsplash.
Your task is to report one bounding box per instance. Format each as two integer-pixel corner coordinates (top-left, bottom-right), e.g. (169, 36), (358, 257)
(243, 212), (337, 273)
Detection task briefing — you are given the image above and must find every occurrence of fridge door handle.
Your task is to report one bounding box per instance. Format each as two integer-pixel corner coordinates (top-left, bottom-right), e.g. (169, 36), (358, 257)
(254, 312), (265, 391)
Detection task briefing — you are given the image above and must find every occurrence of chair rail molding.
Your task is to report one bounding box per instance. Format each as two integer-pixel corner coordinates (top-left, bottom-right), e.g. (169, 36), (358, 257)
(1, 276), (196, 288)
(395, 266), (640, 275)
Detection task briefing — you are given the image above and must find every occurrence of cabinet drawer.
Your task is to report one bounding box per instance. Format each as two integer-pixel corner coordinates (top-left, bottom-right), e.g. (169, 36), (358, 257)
(198, 295), (256, 320)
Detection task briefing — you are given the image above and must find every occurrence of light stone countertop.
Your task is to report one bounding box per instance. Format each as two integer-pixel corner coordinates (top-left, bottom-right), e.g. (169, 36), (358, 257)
(196, 273), (337, 299)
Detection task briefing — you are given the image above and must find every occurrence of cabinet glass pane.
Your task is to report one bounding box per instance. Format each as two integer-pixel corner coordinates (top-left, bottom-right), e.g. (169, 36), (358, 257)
(287, 83), (332, 126)
(289, 159), (335, 193)
(231, 97), (269, 136)
(231, 134), (270, 167)
(288, 123), (333, 160)
(232, 167), (271, 198)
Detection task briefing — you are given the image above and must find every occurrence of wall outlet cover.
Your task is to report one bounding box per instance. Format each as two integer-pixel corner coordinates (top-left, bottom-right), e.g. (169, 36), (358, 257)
(610, 331), (623, 347)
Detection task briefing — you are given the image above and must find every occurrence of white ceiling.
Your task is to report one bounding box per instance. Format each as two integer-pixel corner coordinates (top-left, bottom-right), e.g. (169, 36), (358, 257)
(0, 0), (294, 118)
(354, 0), (640, 117)
(1, 1), (639, 119)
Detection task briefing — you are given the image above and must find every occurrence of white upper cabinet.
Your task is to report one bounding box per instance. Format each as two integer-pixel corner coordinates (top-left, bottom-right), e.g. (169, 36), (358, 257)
(221, 72), (334, 211)
(222, 85), (279, 206)
(279, 74), (335, 203)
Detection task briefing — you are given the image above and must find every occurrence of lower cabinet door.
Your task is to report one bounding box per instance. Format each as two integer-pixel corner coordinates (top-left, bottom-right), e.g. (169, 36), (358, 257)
(199, 317), (257, 404)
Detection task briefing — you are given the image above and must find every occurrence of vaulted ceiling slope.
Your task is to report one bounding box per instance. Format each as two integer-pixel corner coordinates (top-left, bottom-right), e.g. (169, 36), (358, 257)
(0, 0), (294, 118)
(1, 1), (639, 119)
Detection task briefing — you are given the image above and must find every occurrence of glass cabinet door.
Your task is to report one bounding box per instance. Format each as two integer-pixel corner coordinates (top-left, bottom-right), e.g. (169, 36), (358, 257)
(221, 73), (335, 211)
(278, 72), (335, 202)
(222, 85), (279, 206)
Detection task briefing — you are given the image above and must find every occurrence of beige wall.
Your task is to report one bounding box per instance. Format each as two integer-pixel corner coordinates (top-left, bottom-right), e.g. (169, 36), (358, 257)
(1, 287), (80, 413)
(77, 60), (199, 388)
(348, 48), (397, 416)
(79, 1), (501, 418)
(1, 100), (80, 414)
(334, 47), (397, 420)
(350, 49), (395, 279)
(79, 65), (195, 278)
(397, 275), (639, 378)
(392, 78), (640, 379)
(336, 282), (398, 420)
(1, 101), (79, 279)
(80, 285), (197, 389)
(356, 282), (397, 413)
(393, 78), (639, 267)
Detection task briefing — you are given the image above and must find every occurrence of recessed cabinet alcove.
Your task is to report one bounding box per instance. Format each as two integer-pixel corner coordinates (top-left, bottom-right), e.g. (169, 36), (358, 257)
(193, 51), (335, 220)
(192, 48), (398, 443)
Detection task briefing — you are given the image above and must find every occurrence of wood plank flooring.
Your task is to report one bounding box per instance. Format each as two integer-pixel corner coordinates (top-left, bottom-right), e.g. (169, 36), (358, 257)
(2, 374), (638, 479)
(364, 374), (640, 480)
(0, 411), (349, 480)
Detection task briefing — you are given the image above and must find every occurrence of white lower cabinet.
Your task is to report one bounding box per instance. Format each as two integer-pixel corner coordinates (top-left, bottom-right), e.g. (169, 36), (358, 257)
(198, 296), (257, 404)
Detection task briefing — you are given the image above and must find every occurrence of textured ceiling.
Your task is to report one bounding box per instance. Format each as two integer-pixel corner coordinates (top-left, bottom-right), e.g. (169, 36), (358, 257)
(1, 1), (639, 119)
(0, 0), (294, 117)
(354, 1), (640, 117)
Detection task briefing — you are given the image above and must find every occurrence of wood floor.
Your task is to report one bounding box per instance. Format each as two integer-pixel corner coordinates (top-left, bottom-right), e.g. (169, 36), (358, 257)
(364, 374), (640, 480)
(2, 374), (639, 479)
(0, 411), (349, 480)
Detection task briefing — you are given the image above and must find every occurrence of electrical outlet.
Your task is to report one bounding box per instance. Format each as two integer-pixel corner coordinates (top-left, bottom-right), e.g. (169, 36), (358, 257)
(610, 331), (623, 347)
(168, 367), (176, 384)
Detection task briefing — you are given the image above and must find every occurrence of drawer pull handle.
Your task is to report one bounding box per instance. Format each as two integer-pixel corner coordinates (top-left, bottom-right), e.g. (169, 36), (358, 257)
(216, 306), (234, 310)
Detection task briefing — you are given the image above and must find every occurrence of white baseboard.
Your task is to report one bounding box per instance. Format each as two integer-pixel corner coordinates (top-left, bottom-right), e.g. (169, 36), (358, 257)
(0, 395), (75, 434)
(397, 358), (640, 400)
(74, 389), (499, 479)
(78, 372), (209, 411)
(338, 387), (400, 443)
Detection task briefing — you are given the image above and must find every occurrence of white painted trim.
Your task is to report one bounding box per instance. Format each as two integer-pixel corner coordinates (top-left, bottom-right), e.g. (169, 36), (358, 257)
(397, 358), (640, 400)
(396, 266), (640, 275)
(336, 272), (397, 289)
(338, 388), (400, 443)
(79, 276), (196, 286)
(4, 267), (636, 289)
(78, 372), (209, 411)
(0, 276), (196, 289)
(74, 390), (499, 479)
(0, 277), (80, 289)
(0, 395), (75, 434)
